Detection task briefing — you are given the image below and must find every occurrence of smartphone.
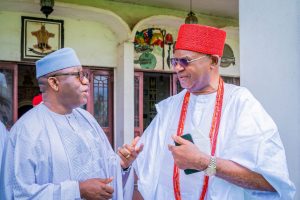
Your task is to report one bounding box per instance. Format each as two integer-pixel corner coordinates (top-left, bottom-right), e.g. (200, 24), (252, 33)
(175, 133), (200, 175)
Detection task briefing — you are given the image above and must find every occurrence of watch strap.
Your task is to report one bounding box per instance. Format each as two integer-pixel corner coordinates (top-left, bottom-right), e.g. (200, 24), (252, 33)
(204, 156), (217, 176)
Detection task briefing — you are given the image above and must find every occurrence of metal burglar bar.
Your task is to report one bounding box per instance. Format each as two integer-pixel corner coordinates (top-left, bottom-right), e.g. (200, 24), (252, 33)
(93, 71), (113, 146)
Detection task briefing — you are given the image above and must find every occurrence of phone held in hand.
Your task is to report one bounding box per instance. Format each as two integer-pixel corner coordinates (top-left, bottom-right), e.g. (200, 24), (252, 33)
(175, 133), (200, 175)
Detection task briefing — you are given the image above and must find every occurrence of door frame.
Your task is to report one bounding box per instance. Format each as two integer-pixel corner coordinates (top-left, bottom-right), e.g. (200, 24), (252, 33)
(134, 71), (144, 137)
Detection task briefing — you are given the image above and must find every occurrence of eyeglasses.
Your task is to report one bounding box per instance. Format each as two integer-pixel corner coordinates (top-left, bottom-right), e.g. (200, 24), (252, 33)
(170, 55), (208, 68)
(50, 71), (89, 82)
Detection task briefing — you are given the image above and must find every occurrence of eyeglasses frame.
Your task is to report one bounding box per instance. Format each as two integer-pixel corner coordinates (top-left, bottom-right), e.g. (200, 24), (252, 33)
(48, 71), (89, 83)
(171, 55), (209, 68)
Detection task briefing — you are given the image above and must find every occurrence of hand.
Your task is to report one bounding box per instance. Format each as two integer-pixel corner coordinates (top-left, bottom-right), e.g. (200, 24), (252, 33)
(168, 135), (210, 171)
(79, 178), (114, 200)
(118, 136), (144, 169)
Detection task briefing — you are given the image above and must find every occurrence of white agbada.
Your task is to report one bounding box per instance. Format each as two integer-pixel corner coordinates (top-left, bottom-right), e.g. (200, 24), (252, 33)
(0, 121), (8, 172)
(0, 104), (133, 200)
(134, 83), (295, 200)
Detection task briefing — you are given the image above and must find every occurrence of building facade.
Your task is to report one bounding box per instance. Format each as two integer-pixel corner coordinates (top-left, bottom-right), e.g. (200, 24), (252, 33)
(0, 0), (239, 148)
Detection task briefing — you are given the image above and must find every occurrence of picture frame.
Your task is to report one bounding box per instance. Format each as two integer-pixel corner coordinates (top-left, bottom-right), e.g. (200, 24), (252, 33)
(21, 16), (64, 61)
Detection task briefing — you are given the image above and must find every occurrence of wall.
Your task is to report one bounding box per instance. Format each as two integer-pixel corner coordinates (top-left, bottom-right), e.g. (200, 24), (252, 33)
(0, 12), (21, 61)
(0, 11), (118, 67)
(240, 1), (300, 198)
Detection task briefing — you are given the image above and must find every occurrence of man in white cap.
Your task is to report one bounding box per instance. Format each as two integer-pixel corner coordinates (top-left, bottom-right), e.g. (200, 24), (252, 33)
(0, 47), (142, 200)
(132, 24), (295, 199)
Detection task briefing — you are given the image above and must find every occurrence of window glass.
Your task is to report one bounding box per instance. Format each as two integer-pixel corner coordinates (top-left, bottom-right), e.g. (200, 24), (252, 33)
(93, 75), (109, 127)
(0, 69), (13, 128)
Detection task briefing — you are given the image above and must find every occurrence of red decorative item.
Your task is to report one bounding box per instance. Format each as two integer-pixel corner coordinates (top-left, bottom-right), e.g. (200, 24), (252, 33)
(32, 94), (43, 106)
(165, 33), (174, 45)
(165, 33), (174, 68)
(175, 24), (226, 56)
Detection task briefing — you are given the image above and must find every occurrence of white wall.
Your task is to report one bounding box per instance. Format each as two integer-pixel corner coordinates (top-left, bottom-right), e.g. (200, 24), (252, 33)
(0, 11), (118, 67)
(115, 42), (134, 149)
(0, 12), (21, 61)
(240, 1), (300, 199)
(64, 19), (117, 67)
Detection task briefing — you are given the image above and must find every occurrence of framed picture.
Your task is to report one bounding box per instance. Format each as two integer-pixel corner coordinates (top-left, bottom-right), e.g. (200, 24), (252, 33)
(21, 16), (64, 61)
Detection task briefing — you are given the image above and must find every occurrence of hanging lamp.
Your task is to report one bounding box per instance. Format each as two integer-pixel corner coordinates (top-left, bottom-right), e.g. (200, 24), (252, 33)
(185, 0), (198, 24)
(40, 0), (54, 18)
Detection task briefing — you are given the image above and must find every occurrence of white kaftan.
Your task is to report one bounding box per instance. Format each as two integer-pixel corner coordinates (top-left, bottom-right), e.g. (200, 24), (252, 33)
(0, 121), (7, 173)
(134, 83), (295, 200)
(0, 104), (133, 200)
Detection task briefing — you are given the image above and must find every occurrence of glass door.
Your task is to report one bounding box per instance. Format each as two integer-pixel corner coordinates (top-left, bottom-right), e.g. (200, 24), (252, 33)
(134, 71), (174, 136)
(18, 64), (40, 118)
(89, 69), (114, 146)
(142, 72), (172, 129)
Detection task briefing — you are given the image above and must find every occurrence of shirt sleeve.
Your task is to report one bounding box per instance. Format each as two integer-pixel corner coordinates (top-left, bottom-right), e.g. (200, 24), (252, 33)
(221, 89), (295, 199)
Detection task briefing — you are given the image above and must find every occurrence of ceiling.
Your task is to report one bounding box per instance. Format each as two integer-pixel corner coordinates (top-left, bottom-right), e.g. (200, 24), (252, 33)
(110, 0), (239, 19)
(0, 0), (238, 30)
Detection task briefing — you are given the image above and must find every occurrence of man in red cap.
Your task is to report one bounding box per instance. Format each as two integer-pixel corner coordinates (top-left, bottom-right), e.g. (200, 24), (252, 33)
(131, 24), (295, 199)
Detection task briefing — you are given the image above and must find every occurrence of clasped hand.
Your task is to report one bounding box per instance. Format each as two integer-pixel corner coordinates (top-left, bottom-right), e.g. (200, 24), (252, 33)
(79, 178), (114, 200)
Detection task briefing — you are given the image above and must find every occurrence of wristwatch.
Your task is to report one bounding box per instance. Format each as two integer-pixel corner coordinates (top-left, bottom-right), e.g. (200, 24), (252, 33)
(121, 165), (132, 175)
(204, 156), (217, 176)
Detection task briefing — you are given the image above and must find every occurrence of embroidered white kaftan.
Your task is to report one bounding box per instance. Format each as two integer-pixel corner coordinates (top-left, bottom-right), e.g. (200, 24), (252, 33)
(0, 104), (133, 200)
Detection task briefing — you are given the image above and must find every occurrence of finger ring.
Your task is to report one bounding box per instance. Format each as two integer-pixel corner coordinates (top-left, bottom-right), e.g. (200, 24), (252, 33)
(125, 154), (131, 159)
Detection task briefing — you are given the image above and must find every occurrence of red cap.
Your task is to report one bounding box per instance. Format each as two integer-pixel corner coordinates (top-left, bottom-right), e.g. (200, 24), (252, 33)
(32, 94), (43, 106)
(175, 24), (226, 56)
